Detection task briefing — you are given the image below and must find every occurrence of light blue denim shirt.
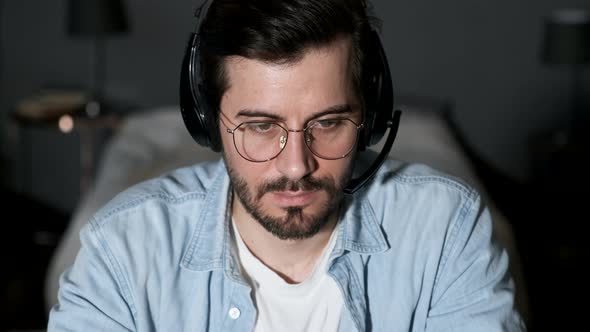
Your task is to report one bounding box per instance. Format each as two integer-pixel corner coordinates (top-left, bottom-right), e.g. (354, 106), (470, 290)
(48, 158), (525, 331)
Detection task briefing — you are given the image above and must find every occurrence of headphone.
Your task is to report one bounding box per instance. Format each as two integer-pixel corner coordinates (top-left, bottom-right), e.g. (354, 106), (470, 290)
(180, 0), (401, 194)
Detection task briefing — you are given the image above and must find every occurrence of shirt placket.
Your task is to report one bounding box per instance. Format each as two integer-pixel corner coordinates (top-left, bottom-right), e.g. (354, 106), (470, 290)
(329, 255), (367, 332)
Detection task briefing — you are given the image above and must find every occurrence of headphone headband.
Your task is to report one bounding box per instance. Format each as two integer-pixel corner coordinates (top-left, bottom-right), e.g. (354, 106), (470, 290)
(194, 0), (214, 30)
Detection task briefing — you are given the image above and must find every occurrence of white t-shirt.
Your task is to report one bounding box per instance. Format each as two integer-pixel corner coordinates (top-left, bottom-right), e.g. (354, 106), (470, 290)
(232, 220), (343, 332)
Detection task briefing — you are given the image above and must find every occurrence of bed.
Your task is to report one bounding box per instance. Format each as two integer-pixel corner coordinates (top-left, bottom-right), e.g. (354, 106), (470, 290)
(44, 96), (529, 321)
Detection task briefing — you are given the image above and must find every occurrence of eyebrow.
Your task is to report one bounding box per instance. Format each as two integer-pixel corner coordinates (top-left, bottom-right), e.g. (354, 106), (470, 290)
(235, 104), (356, 123)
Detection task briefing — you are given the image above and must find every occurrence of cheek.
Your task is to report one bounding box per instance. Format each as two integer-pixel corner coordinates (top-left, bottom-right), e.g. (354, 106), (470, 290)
(223, 145), (268, 188)
(320, 156), (355, 182)
(220, 132), (246, 170)
(219, 130), (234, 154)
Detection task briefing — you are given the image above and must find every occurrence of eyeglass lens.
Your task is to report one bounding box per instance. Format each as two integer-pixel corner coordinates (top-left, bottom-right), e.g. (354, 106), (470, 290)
(231, 119), (360, 162)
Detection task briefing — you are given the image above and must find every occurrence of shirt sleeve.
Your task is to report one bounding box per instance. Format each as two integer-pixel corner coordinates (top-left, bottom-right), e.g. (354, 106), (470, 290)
(425, 194), (527, 332)
(47, 221), (136, 331)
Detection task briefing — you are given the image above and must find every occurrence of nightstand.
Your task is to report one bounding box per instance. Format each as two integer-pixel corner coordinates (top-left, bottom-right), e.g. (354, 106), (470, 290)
(10, 100), (133, 199)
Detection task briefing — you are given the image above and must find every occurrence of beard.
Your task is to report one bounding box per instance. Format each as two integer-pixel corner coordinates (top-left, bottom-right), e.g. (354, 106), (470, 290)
(226, 165), (349, 240)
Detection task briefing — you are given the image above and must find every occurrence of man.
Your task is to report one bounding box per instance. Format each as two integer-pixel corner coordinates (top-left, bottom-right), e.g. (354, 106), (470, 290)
(48, 0), (525, 331)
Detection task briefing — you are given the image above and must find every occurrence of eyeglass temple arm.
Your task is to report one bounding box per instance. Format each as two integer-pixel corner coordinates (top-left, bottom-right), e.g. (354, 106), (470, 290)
(220, 110), (239, 130)
(343, 109), (402, 195)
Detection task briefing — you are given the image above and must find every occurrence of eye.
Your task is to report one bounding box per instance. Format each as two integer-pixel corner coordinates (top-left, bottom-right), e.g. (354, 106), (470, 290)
(245, 122), (275, 134)
(315, 119), (342, 129)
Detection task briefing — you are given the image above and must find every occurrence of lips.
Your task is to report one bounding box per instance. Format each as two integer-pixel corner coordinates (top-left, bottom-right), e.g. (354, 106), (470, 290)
(270, 190), (318, 208)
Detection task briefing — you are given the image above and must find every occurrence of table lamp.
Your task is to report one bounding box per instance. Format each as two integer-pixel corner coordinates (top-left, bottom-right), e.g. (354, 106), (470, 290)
(541, 8), (590, 141)
(67, 0), (129, 115)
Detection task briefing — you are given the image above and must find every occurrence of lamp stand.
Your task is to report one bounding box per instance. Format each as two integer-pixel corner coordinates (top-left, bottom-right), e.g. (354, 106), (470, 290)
(91, 34), (106, 114)
(571, 65), (588, 143)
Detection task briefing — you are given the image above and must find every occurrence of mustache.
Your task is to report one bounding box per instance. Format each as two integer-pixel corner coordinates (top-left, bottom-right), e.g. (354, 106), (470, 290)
(256, 176), (336, 200)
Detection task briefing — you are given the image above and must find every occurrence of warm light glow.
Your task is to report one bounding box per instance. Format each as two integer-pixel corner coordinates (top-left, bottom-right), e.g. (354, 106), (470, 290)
(59, 114), (74, 133)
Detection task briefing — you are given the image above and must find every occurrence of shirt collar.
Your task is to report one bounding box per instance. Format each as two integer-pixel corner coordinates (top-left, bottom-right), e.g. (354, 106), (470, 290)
(180, 160), (389, 272)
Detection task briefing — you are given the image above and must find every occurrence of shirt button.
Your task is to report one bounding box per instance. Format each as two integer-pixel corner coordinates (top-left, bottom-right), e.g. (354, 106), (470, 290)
(228, 307), (241, 320)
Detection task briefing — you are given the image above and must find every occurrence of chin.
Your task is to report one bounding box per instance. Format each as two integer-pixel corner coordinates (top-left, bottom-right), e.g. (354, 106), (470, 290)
(252, 192), (340, 240)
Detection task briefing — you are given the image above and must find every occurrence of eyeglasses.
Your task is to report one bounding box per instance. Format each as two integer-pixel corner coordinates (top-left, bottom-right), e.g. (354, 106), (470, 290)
(221, 113), (364, 162)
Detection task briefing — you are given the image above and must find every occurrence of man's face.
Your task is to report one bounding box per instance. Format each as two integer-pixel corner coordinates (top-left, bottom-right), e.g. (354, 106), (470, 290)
(220, 38), (361, 240)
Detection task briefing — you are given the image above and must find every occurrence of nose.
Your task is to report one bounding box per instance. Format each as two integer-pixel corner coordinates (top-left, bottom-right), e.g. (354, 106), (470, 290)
(274, 130), (317, 181)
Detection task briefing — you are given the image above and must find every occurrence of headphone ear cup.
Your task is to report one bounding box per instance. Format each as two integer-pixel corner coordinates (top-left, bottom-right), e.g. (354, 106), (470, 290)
(179, 33), (222, 152)
(361, 29), (394, 148)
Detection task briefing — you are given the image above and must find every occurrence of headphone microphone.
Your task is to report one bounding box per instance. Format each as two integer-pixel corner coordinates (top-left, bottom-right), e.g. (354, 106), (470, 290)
(344, 109), (401, 194)
(180, 0), (402, 195)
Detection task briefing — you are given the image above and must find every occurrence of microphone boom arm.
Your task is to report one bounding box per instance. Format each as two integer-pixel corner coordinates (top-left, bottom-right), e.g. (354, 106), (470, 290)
(344, 109), (402, 195)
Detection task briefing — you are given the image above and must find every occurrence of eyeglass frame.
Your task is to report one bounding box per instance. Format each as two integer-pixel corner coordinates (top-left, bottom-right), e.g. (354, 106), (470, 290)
(220, 111), (364, 162)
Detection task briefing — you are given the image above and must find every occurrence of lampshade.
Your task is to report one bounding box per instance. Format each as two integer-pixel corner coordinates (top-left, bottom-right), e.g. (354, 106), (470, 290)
(542, 9), (590, 65)
(67, 0), (129, 36)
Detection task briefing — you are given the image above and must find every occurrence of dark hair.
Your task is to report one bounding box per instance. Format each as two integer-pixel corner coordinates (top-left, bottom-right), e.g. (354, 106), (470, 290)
(198, 0), (378, 141)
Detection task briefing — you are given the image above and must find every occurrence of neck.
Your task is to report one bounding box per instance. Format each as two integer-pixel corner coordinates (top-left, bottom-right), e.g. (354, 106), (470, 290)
(232, 192), (338, 284)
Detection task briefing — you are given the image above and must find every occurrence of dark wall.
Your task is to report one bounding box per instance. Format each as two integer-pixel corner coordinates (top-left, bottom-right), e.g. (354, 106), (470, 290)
(0, 0), (588, 212)
(377, 0), (589, 181)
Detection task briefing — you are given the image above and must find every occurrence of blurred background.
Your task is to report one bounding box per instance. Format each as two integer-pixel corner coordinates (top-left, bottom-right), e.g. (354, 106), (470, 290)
(0, 0), (588, 331)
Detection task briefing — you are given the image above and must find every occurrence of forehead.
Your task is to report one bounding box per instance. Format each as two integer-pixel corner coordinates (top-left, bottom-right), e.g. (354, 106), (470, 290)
(220, 38), (359, 120)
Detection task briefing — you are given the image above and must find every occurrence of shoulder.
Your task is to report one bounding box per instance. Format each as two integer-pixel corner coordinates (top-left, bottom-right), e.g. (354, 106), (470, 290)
(74, 159), (229, 298)
(79, 159), (228, 265)
(361, 158), (486, 250)
(366, 158), (480, 209)
(90, 159), (225, 227)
